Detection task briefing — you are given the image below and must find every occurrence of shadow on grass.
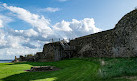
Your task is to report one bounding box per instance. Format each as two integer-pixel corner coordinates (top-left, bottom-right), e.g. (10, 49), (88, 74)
(2, 71), (58, 81)
(2, 72), (128, 81)
(5, 64), (15, 65)
(1, 59), (83, 81)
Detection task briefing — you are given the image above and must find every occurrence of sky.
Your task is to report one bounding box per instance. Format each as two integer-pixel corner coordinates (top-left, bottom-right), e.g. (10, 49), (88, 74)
(0, 0), (137, 60)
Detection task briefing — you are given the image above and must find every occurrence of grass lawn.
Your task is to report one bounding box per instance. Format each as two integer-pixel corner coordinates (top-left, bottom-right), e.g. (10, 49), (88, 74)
(0, 58), (136, 81)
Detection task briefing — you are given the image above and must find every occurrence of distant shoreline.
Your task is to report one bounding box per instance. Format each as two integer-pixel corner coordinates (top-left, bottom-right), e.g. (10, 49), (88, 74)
(0, 60), (13, 63)
(0, 60), (13, 61)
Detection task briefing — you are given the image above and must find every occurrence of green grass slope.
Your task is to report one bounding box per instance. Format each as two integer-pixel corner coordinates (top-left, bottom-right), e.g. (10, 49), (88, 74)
(0, 58), (136, 81)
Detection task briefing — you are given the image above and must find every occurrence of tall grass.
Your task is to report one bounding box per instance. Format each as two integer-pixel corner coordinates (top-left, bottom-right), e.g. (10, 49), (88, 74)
(101, 58), (137, 79)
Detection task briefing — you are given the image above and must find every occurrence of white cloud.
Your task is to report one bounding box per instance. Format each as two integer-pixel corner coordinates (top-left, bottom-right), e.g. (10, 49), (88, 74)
(23, 29), (38, 37)
(0, 15), (13, 28)
(0, 29), (43, 60)
(0, 48), (42, 60)
(0, 19), (3, 28)
(53, 20), (72, 32)
(0, 3), (101, 60)
(0, 30), (7, 47)
(53, 18), (101, 38)
(41, 7), (60, 12)
(3, 3), (53, 38)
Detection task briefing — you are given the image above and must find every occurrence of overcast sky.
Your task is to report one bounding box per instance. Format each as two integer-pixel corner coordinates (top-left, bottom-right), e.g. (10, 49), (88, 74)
(0, 0), (137, 60)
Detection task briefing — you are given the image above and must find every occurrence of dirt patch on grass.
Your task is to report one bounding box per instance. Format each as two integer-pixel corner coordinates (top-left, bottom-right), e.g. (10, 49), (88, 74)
(115, 76), (137, 81)
(25, 66), (60, 72)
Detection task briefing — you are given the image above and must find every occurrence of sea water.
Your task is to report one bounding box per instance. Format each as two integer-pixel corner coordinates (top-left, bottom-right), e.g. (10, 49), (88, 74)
(0, 60), (12, 63)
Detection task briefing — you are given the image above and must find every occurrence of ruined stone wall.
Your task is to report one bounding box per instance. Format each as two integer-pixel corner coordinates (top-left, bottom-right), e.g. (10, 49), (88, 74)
(17, 9), (137, 62)
(70, 29), (115, 57)
(112, 9), (137, 57)
(42, 42), (69, 61)
(70, 9), (137, 57)
(25, 9), (137, 62)
(42, 42), (61, 61)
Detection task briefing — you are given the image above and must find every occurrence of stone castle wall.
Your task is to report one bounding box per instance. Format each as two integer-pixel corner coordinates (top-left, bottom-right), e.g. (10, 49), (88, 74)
(42, 41), (72, 61)
(70, 29), (115, 57)
(112, 10), (137, 57)
(17, 9), (137, 62)
(42, 42), (61, 61)
(70, 9), (137, 57)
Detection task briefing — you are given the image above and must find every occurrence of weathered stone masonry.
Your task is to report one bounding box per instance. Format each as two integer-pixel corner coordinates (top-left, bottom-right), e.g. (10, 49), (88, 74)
(17, 9), (137, 62)
(70, 9), (137, 57)
(37, 41), (75, 62)
(70, 29), (114, 57)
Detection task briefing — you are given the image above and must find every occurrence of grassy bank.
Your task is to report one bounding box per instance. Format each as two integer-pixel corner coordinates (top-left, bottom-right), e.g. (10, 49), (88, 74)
(0, 58), (137, 81)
